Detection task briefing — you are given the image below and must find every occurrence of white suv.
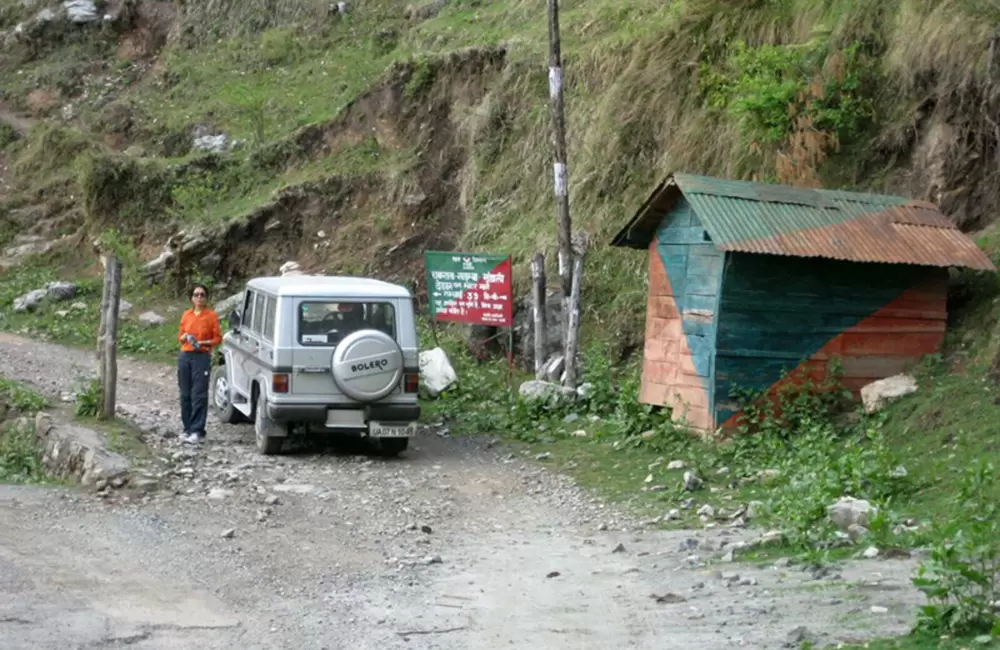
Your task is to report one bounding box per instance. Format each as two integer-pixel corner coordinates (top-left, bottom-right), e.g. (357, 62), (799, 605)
(210, 276), (421, 456)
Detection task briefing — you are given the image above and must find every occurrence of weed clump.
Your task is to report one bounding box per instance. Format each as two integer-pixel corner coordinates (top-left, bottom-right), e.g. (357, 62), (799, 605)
(0, 419), (46, 484)
(913, 460), (1000, 637)
(0, 379), (48, 484)
(0, 377), (49, 414)
(77, 152), (172, 231)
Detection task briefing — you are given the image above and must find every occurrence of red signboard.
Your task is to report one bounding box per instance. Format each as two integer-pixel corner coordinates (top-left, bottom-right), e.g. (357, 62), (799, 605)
(424, 251), (513, 327)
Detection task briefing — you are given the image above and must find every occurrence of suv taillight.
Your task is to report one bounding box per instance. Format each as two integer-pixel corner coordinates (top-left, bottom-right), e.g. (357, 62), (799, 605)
(403, 372), (419, 393)
(272, 373), (289, 393)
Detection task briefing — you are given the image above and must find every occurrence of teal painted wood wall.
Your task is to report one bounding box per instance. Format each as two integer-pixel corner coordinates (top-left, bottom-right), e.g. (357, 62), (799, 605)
(643, 198), (725, 429)
(713, 252), (947, 425)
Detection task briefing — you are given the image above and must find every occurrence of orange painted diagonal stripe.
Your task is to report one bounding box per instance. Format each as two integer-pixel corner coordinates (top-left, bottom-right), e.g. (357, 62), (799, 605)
(721, 282), (947, 430)
(641, 236), (713, 432)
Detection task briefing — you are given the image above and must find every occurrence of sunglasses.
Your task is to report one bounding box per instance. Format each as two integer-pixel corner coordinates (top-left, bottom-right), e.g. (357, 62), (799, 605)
(192, 292), (206, 298)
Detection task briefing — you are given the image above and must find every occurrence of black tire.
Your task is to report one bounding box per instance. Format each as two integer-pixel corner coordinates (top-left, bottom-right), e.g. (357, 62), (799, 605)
(373, 437), (409, 458)
(254, 393), (286, 455)
(211, 365), (245, 424)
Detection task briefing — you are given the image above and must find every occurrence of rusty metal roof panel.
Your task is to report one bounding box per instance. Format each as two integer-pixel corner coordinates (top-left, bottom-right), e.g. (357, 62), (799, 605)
(669, 174), (996, 271)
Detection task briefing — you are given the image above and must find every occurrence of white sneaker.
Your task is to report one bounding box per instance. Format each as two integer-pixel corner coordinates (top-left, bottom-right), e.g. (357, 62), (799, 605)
(184, 433), (200, 444)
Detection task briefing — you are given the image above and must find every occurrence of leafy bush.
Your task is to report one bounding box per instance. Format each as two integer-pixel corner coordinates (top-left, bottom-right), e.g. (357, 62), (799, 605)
(913, 460), (1000, 636)
(0, 123), (19, 149)
(0, 420), (46, 483)
(700, 39), (876, 146)
(0, 378), (49, 414)
(260, 28), (303, 66)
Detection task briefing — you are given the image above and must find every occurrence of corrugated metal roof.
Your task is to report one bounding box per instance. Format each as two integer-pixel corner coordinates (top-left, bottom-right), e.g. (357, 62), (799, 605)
(611, 173), (996, 271)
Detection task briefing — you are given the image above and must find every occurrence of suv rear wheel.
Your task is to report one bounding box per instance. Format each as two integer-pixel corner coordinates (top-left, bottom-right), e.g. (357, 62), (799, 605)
(254, 393), (285, 455)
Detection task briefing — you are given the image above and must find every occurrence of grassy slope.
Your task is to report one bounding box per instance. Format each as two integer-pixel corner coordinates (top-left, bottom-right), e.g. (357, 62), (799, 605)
(6, 0), (999, 344)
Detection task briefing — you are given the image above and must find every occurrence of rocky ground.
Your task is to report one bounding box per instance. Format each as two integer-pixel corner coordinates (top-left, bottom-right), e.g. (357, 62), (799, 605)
(0, 332), (927, 650)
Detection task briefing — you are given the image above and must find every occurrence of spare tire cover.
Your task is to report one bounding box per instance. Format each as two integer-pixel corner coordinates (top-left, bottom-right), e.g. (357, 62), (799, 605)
(330, 329), (404, 402)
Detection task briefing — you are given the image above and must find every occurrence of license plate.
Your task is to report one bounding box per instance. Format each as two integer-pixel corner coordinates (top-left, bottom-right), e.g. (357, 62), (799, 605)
(369, 422), (411, 438)
(326, 409), (365, 427)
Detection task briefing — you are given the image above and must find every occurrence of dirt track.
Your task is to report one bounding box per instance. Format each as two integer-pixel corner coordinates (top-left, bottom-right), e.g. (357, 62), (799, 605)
(0, 333), (927, 649)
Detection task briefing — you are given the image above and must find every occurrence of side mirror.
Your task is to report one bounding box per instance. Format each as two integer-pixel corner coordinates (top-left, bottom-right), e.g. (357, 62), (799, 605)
(228, 309), (241, 331)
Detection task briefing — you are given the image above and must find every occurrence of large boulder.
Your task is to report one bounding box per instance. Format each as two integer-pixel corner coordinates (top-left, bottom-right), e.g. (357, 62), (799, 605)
(518, 380), (576, 406)
(12, 288), (46, 312)
(419, 347), (458, 397)
(64, 0), (98, 23)
(861, 374), (917, 413)
(34, 412), (129, 487)
(138, 311), (166, 328)
(827, 496), (876, 532)
(46, 281), (77, 301)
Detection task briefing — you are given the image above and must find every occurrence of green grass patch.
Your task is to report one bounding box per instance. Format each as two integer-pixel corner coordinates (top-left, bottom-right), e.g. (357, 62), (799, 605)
(78, 415), (151, 459)
(0, 418), (47, 484)
(0, 249), (183, 363)
(0, 379), (48, 484)
(839, 631), (999, 649)
(0, 377), (49, 414)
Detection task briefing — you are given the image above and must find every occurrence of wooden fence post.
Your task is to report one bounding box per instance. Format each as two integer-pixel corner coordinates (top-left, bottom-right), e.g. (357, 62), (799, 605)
(562, 234), (587, 390)
(97, 254), (111, 380)
(100, 255), (122, 420)
(531, 252), (547, 379)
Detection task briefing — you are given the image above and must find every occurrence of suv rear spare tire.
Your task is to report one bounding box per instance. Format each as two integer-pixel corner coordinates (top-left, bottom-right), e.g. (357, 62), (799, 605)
(331, 329), (404, 402)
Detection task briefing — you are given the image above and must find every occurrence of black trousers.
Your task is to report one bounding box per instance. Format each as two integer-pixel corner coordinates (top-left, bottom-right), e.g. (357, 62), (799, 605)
(177, 351), (211, 435)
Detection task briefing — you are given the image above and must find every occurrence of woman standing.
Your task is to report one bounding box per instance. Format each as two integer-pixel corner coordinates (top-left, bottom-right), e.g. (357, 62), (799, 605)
(177, 283), (223, 444)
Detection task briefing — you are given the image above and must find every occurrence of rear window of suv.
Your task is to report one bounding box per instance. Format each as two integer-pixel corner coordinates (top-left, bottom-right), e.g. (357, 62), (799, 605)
(298, 301), (396, 346)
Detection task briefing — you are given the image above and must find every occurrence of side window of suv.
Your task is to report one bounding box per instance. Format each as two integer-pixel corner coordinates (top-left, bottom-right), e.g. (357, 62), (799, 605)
(263, 296), (277, 342)
(242, 289), (256, 330)
(250, 292), (266, 336)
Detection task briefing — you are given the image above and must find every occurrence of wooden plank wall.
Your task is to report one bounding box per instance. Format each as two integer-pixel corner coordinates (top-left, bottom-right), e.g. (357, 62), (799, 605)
(714, 252), (948, 427)
(640, 199), (725, 432)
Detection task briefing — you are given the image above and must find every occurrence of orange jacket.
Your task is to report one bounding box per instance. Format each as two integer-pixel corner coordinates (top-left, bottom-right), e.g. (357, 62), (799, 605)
(178, 308), (223, 353)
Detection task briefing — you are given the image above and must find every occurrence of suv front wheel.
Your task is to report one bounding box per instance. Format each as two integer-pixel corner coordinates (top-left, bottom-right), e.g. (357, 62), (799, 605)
(254, 392), (286, 455)
(211, 365), (246, 424)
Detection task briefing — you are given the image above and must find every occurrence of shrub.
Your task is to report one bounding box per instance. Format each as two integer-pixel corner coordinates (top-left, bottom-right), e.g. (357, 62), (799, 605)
(913, 460), (1000, 636)
(74, 379), (102, 418)
(0, 419), (46, 483)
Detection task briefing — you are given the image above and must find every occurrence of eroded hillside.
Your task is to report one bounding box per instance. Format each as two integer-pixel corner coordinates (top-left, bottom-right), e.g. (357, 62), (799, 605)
(0, 0), (997, 352)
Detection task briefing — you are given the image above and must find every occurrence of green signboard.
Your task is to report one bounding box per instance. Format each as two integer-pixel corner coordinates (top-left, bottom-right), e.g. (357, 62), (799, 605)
(424, 251), (513, 327)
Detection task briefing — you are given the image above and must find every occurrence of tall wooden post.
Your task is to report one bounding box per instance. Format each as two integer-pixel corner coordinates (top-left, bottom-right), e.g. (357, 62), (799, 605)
(100, 255), (122, 420)
(563, 233), (587, 390)
(546, 0), (573, 344)
(531, 252), (547, 379)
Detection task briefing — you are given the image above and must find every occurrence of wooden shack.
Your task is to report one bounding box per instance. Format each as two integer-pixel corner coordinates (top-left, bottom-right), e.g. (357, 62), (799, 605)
(611, 173), (996, 432)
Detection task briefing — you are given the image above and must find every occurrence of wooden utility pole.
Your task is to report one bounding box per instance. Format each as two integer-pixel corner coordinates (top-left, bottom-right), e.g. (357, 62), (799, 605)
(546, 0), (573, 340)
(563, 233), (587, 390)
(531, 252), (547, 379)
(100, 255), (122, 420)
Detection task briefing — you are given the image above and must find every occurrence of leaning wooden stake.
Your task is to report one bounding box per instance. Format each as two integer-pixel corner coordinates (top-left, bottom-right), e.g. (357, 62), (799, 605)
(562, 235), (587, 390)
(531, 252), (547, 379)
(100, 255), (123, 420)
(97, 254), (111, 380)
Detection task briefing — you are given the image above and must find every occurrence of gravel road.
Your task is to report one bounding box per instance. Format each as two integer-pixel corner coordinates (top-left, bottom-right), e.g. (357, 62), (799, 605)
(0, 332), (928, 650)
